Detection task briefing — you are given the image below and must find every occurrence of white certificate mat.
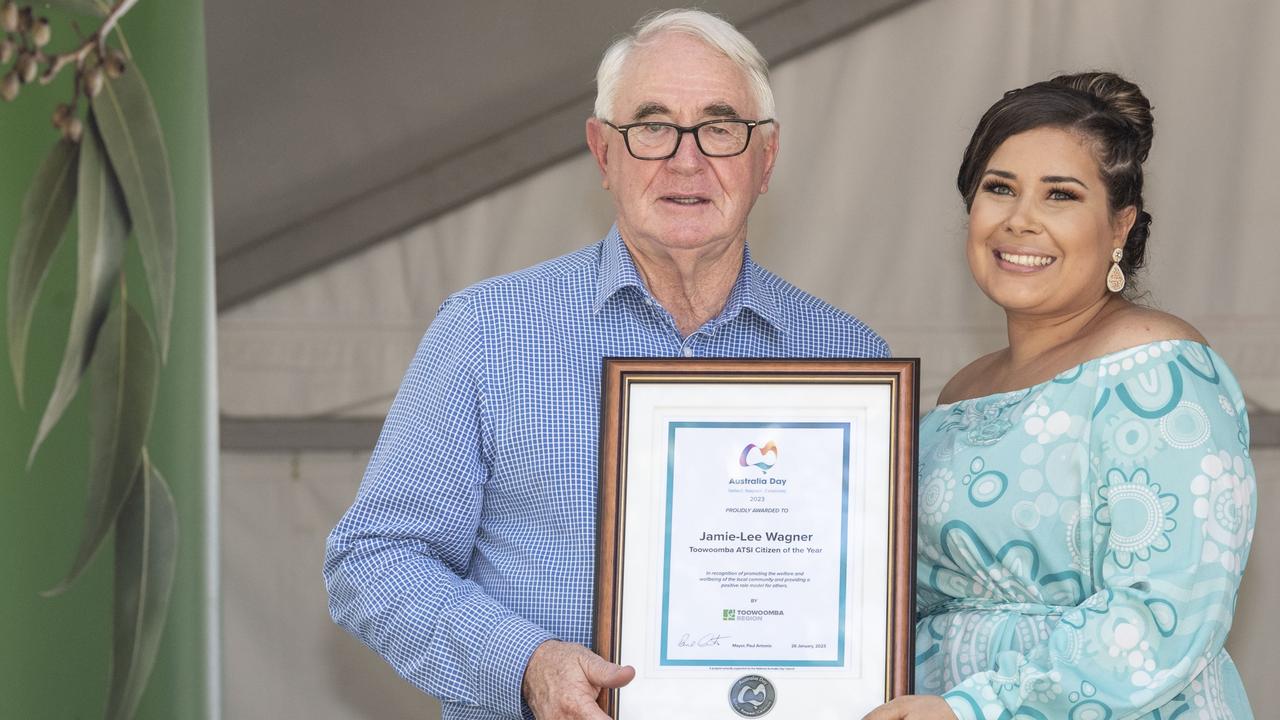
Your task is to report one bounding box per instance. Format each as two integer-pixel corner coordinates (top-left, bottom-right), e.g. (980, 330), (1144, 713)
(595, 361), (916, 720)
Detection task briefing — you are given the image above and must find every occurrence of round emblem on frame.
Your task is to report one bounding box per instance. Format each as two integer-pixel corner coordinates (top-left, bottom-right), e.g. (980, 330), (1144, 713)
(728, 674), (776, 717)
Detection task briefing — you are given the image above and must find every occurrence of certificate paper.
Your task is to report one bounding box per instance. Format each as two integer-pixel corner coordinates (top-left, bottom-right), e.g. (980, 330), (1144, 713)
(661, 422), (851, 667)
(595, 360), (917, 720)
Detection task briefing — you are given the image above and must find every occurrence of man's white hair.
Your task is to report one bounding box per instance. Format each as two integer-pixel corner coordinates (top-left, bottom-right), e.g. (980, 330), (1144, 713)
(594, 8), (776, 122)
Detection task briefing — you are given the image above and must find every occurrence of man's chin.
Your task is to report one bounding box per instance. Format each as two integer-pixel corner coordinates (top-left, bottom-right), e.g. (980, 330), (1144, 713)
(645, 221), (742, 249)
(655, 232), (738, 255)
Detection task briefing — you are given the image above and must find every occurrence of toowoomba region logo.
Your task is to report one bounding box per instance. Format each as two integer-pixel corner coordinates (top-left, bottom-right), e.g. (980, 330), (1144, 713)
(728, 674), (776, 717)
(738, 441), (778, 472)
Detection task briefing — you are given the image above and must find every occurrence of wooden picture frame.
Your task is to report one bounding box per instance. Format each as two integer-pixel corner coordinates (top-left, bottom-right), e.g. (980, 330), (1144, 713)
(595, 358), (918, 719)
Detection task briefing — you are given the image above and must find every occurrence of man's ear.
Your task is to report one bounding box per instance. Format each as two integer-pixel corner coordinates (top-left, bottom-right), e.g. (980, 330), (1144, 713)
(758, 122), (780, 194)
(586, 117), (611, 189)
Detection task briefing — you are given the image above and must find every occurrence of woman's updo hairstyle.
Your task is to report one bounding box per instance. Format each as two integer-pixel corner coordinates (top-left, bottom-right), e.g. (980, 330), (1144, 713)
(956, 71), (1154, 288)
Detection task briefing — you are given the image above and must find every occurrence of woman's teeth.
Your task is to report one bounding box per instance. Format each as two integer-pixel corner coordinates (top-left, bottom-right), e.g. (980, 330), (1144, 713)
(999, 252), (1054, 267)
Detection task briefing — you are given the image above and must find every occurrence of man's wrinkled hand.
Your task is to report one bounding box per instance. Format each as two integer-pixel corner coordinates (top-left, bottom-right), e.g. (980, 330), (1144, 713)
(862, 695), (958, 720)
(522, 640), (635, 719)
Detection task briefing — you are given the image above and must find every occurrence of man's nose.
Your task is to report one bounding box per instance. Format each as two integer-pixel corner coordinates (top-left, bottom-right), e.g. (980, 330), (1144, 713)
(665, 130), (707, 172)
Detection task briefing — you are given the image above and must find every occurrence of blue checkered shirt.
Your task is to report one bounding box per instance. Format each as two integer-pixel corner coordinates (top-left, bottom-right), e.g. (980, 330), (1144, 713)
(324, 226), (888, 719)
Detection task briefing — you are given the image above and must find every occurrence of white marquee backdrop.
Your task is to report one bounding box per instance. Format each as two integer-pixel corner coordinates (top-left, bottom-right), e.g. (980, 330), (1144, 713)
(217, 1), (1280, 717)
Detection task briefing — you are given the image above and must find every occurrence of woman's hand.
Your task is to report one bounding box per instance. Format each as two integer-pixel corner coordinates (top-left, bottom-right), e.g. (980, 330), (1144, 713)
(862, 695), (957, 720)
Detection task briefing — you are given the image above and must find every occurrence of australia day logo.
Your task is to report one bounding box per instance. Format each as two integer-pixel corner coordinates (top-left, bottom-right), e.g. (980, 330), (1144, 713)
(728, 675), (776, 717)
(738, 441), (778, 472)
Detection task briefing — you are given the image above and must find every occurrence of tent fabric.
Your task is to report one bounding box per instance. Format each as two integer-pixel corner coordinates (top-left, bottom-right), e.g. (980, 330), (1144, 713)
(216, 1), (1279, 717)
(220, 0), (1280, 417)
(221, 451), (440, 719)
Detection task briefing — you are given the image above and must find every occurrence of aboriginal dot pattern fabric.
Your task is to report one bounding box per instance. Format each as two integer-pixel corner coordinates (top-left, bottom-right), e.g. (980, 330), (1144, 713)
(916, 340), (1256, 720)
(324, 226), (889, 720)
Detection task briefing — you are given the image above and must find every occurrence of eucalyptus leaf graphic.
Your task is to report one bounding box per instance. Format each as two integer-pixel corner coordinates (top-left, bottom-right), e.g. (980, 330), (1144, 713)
(105, 452), (178, 720)
(3, 3), (186, 719)
(42, 298), (157, 596)
(29, 118), (129, 468)
(92, 58), (176, 360)
(6, 140), (78, 408)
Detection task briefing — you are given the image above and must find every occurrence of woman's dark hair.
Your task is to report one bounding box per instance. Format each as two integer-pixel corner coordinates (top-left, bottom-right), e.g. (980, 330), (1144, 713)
(957, 71), (1154, 287)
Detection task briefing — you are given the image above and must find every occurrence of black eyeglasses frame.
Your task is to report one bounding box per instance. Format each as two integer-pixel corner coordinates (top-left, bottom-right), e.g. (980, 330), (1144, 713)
(602, 118), (775, 160)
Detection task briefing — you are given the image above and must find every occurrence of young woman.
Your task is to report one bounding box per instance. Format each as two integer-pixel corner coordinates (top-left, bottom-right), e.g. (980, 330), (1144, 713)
(867, 72), (1256, 720)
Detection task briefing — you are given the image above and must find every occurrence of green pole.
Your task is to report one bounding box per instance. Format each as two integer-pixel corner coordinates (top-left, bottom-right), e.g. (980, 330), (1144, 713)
(0, 0), (217, 717)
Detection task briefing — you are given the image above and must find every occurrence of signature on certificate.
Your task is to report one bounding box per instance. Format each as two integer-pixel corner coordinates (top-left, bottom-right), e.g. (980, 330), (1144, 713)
(677, 632), (730, 648)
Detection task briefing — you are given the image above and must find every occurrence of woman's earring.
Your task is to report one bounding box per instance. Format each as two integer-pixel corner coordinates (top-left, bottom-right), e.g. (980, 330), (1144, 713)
(1106, 247), (1126, 293)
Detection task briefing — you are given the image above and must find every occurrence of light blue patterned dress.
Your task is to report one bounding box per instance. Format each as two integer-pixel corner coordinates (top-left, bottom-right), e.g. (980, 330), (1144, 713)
(915, 340), (1256, 720)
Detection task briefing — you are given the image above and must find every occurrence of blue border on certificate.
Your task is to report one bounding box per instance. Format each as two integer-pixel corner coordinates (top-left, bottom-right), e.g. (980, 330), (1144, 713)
(659, 421), (851, 667)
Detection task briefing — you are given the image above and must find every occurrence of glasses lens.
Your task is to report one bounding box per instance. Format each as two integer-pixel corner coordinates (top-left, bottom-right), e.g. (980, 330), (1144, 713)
(697, 121), (750, 156)
(628, 123), (679, 159)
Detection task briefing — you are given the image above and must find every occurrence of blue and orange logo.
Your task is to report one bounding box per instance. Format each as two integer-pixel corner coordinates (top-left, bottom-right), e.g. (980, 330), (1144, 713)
(738, 441), (778, 471)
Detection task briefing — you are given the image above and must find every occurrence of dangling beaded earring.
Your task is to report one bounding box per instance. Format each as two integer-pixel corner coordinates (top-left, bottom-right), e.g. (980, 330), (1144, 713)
(1106, 247), (1126, 293)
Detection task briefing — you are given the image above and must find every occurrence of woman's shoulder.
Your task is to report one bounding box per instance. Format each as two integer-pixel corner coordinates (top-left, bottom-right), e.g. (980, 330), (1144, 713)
(1084, 307), (1247, 428)
(1085, 305), (1208, 357)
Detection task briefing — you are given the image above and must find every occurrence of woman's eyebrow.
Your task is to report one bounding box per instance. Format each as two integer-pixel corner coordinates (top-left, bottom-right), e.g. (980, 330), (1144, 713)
(1042, 175), (1088, 189)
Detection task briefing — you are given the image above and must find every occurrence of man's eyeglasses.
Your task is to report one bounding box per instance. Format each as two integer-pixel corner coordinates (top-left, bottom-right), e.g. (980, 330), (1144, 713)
(602, 118), (774, 160)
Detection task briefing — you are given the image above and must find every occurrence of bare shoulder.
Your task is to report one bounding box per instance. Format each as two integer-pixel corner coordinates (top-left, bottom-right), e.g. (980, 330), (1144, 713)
(1088, 304), (1209, 355)
(937, 349), (1006, 405)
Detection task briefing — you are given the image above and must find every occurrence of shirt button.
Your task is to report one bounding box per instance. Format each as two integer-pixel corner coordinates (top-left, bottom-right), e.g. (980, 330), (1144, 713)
(682, 346), (694, 357)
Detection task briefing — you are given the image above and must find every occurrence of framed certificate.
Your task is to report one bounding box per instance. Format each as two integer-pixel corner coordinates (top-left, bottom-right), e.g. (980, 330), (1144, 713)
(595, 359), (917, 719)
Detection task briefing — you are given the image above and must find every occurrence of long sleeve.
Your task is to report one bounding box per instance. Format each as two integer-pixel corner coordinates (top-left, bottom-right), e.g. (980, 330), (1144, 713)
(323, 295), (552, 719)
(941, 348), (1257, 720)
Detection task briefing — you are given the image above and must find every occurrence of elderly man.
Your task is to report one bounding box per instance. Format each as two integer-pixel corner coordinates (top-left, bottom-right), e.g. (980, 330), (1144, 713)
(325, 9), (887, 720)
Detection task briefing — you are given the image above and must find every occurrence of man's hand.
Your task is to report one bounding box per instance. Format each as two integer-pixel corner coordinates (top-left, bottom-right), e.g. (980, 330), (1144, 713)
(862, 695), (958, 720)
(522, 639), (635, 719)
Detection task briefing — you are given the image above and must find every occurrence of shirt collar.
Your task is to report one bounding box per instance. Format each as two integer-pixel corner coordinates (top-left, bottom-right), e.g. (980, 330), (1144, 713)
(725, 243), (785, 333)
(593, 225), (785, 333)
(593, 225), (647, 312)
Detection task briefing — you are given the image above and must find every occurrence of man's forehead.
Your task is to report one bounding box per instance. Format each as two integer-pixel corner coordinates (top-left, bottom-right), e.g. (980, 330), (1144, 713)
(614, 33), (754, 117)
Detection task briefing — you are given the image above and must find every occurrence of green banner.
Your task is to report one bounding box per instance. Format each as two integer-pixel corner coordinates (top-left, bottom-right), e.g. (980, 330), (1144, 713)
(0, 0), (216, 717)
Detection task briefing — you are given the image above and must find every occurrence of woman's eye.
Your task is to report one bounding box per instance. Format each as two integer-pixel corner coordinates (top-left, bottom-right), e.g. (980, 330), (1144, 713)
(1048, 188), (1079, 201)
(982, 181), (1013, 196)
